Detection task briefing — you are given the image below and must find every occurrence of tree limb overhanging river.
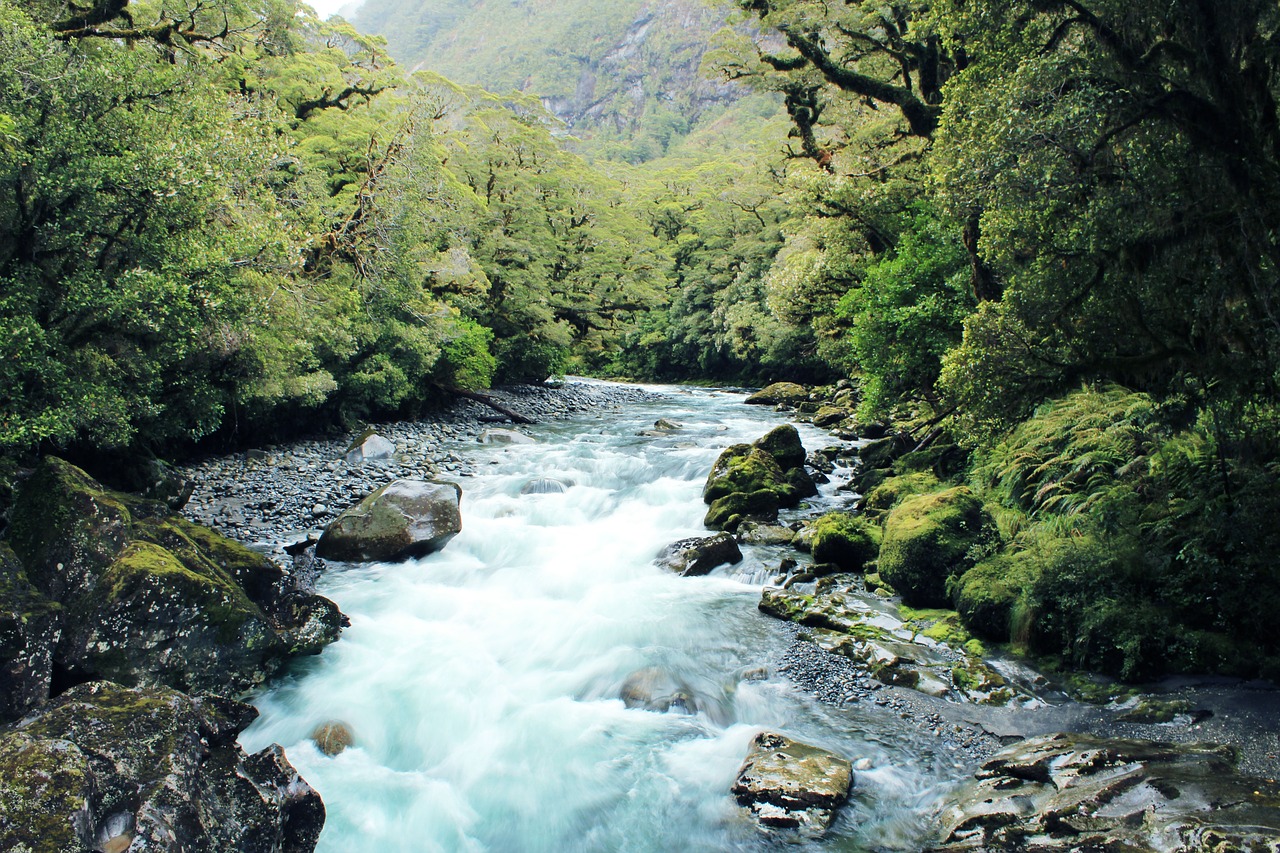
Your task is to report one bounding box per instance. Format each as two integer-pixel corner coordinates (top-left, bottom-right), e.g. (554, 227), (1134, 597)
(240, 384), (965, 850)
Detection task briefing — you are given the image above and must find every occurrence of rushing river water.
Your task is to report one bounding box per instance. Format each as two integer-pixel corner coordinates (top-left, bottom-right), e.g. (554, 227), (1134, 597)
(240, 384), (967, 851)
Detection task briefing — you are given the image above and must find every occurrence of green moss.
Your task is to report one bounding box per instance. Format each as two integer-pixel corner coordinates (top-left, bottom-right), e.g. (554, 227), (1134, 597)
(704, 447), (788, 503)
(862, 472), (940, 517)
(810, 512), (880, 571)
(949, 551), (1038, 640)
(100, 542), (264, 646)
(0, 731), (93, 851)
(754, 424), (807, 470)
(704, 488), (781, 531)
(879, 487), (995, 607)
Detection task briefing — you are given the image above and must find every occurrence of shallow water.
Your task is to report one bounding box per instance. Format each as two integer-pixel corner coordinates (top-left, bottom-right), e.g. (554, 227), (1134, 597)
(240, 385), (965, 851)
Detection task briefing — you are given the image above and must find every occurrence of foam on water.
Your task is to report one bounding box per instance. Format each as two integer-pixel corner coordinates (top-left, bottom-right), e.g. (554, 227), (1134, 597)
(241, 386), (952, 851)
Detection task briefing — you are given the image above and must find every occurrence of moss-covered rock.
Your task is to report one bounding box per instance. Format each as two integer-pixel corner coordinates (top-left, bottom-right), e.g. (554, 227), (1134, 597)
(0, 681), (324, 852)
(705, 489), (782, 532)
(754, 425), (807, 471)
(860, 472), (940, 517)
(732, 731), (851, 835)
(745, 382), (810, 406)
(59, 541), (282, 694)
(857, 434), (912, 472)
(809, 513), (880, 572)
(0, 543), (62, 722)
(317, 479), (462, 563)
(949, 551), (1035, 640)
(879, 487), (995, 608)
(704, 446), (790, 503)
(811, 407), (850, 429)
(3, 457), (343, 711)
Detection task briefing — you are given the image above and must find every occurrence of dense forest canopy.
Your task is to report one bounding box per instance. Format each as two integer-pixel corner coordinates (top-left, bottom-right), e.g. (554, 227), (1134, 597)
(3, 0), (1280, 679)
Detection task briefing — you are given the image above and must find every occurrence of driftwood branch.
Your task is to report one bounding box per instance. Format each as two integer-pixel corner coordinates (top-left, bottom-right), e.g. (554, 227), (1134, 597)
(441, 387), (536, 424)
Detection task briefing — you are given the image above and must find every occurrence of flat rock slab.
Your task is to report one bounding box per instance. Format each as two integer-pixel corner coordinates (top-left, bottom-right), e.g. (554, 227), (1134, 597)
(655, 533), (742, 577)
(317, 480), (462, 563)
(732, 731), (852, 834)
(931, 732), (1280, 851)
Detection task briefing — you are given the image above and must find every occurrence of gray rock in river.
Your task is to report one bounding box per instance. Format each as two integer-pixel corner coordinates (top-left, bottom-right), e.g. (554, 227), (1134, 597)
(620, 667), (698, 714)
(930, 732), (1280, 851)
(316, 479), (462, 562)
(655, 533), (743, 577)
(0, 681), (324, 853)
(520, 477), (567, 495)
(477, 428), (536, 445)
(732, 731), (852, 835)
(345, 429), (396, 465)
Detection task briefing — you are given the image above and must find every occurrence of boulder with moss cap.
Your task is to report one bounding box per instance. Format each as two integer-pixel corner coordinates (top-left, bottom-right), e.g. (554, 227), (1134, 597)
(316, 479), (462, 563)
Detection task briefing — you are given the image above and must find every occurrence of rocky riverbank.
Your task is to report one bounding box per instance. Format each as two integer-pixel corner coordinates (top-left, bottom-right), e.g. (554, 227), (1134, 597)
(726, 380), (1280, 846)
(177, 382), (661, 552)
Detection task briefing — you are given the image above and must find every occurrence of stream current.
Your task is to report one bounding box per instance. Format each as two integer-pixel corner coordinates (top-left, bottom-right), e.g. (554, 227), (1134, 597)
(240, 384), (968, 851)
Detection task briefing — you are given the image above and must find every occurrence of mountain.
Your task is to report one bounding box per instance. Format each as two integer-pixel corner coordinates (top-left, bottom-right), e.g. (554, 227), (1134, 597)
(352, 0), (764, 161)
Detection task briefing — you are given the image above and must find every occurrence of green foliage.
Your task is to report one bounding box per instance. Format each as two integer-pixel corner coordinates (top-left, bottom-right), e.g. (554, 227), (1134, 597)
(810, 513), (880, 571)
(878, 486), (994, 608)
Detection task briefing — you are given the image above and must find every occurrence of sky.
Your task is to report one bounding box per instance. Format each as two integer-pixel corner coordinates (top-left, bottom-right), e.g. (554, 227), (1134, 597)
(309, 0), (361, 19)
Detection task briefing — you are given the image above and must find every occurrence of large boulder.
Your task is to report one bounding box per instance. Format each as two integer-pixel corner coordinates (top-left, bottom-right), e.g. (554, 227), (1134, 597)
(745, 383), (810, 407)
(316, 479), (462, 563)
(732, 731), (852, 834)
(477, 428), (535, 445)
(655, 534), (743, 577)
(878, 487), (994, 608)
(808, 512), (880, 572)
(344, 429), (396, 465)
(6, 458), (342, 706)
(931, 733), (1280, 852)
(702, 428), (815, 532)
(0, 681), (324, 852)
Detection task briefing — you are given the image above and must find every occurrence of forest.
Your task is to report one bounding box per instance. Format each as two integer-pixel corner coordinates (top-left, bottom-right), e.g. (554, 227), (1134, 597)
(3, 0), (1280, 682)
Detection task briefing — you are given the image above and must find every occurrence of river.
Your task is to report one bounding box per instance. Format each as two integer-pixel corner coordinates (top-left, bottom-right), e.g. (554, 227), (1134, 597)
(239, 384), (971, 851)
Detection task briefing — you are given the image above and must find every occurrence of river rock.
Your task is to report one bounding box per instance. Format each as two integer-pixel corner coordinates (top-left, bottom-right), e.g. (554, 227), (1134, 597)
(620, 667), (697, 713)
(654, 418), (683, 431)
(0, 542), (61, 721)
(811, 406), (850, 429)
(745, 383), (810, 407)
(879, 486), (994, 608)
(655, 533), (743, 577)
(0, 681), (324, 852)
(344, 429), (396, 465)
(316, 479), (462, 562)
(5, 457), (343, 706)
(312, 721), (354, 756)
(478, 428), (536, 445)
(520, 477), (567, 495)
(732, 731), (852, 834)
(931, 732), (1280, 851)
(736, 521), (795, 546)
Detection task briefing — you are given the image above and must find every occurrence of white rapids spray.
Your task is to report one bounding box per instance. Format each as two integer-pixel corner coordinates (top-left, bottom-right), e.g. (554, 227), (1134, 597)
(241, 385), (956, 852)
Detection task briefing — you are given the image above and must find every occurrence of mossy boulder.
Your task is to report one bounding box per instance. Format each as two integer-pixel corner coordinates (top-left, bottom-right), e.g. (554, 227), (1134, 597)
(703, 429), (814, 532)
(3, 457), (343, 711)
(809, 513), (880, 572)
(705, 489), (782, 532)
(754, 425), (808, 471)
(811, 407), (850, 429)
(949, 552), (1035, 640)
(317, 479), (462, 563)
(860, 472), (940, 517)
(879, 487), (995, 608)
(857, 434), (912, 472)
(0, 681), (324, 852)
(745, 382), (810, 407)
(704, 446), (791, 504)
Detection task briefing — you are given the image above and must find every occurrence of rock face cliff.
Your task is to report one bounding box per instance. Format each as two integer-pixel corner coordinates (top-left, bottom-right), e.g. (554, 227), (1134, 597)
(352, 0), (744, 152)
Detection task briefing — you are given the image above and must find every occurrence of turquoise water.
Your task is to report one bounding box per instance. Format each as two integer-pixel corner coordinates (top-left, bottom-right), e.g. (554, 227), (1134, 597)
(240, 385), (957, 851)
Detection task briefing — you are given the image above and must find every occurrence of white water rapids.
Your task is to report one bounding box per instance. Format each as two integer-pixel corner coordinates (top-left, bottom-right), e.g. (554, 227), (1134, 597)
(240, 384), (964, 851)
